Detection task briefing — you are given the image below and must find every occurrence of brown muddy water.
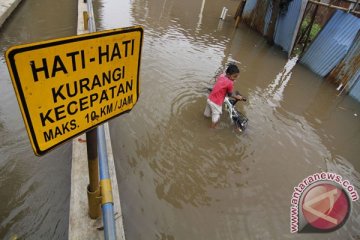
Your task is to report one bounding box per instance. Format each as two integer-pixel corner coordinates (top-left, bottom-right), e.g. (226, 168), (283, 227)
(98, 0), (360, 240)
(0, 0), (359, 240)
(0, 0), (77, 239)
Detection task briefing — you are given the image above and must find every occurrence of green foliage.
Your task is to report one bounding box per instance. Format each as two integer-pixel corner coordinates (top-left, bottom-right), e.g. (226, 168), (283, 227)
(300, 18), (322, 41)
(291, 18), (322, 56)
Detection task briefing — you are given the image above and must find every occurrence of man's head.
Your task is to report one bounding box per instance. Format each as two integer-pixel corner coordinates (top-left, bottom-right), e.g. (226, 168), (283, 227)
(225, 64), (240, 81)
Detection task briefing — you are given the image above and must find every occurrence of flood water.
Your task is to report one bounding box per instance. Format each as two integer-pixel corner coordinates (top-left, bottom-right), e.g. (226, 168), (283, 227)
(0, 0), (359, 239)
(97, 0), (360, 239)
(0, 0), (77, 239)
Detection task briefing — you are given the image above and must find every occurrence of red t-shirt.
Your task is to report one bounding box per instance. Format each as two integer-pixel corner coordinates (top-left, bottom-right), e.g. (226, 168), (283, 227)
(208, 74), (234, 106)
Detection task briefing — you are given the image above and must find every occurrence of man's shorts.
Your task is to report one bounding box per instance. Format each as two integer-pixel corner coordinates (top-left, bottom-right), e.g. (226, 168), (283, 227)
(204, 98), (222, 123)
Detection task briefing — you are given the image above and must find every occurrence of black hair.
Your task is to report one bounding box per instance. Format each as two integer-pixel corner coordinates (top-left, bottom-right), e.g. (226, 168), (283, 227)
(226, 64), (240, 75)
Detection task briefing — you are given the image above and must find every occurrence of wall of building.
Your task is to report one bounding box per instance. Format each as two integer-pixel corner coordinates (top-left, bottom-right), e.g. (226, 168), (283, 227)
(240, 0), (360, 101)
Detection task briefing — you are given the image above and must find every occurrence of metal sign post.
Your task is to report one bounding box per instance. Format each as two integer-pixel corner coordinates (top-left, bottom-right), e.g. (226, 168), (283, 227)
(85, 0), (100, 221)
(86, 129), (101, 219)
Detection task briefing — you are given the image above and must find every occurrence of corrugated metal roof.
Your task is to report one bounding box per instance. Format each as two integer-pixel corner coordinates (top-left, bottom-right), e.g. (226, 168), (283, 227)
(347, 34), (360, 100)
(349, 75), (360, 102)
(347, 33), (360, 101)
(263, 0), (272, 35)
(300, 10), (360, 77)
(242, 0), (306, 50)
(274, 0), (305, 54)
(242, 0), (270, 34)
(274, 0), (302, 52)
(242, 0), (258, 17)
(328, 32), (360, 88)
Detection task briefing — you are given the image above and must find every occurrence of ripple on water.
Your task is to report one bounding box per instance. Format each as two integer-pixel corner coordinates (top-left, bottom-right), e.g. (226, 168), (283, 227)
(104, 1), (360, 239)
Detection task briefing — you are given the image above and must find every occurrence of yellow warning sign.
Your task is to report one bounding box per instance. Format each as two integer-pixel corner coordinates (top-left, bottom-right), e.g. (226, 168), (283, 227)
(5, 26), (143, 155)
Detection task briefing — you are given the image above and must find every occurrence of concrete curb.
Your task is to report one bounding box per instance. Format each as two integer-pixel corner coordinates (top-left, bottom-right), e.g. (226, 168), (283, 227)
(0, 0), (22, 28)
(68, 1), (126, 239)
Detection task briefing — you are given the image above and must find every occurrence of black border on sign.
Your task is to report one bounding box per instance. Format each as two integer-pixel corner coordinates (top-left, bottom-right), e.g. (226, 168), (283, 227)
(6, 26), (143, 156)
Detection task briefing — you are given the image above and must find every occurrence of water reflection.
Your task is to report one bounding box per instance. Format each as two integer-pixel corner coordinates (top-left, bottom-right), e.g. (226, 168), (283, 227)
(196, 0), (206, 31)
(265, 56), (299, 104)
(138, 97), (252, 209)
(99, 0), (360, 239)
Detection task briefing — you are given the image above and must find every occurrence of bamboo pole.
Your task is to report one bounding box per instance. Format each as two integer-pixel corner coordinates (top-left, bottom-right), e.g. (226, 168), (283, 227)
(308, 0), (360, 15)
(354, 0), (360, 12)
